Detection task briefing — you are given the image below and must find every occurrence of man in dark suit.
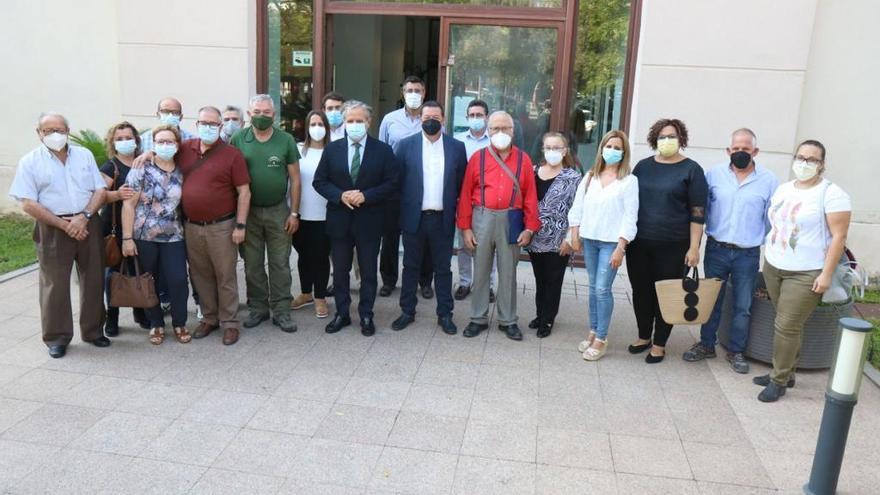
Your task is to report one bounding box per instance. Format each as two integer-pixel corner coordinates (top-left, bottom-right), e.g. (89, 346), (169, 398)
(390, 101), (467, 335)
(313, 100), (399, 336)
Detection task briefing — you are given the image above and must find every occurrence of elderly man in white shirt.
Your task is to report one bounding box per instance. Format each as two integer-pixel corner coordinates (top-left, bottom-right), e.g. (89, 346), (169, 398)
(9, 112), (111, 358)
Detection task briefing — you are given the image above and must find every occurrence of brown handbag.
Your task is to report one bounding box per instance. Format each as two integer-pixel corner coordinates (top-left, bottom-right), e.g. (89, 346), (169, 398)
(109, 256), (159, 309)
(104, 161), (123, 267)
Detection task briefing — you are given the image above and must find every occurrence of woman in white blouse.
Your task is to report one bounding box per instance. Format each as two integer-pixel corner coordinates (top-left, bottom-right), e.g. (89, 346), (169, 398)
(291, 111), (331, 318)
(568, 130), (639, 361)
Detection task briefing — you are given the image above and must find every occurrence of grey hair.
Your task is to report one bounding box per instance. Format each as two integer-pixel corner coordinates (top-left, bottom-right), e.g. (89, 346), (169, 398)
(224, 105), (243, 117)
(198, 105), (222, 118)
(249, 94), (274, 109)
(488, 110), (514, 127)
(37, 111), (69, 129)
(731, 127), (757, 147)
(342, 100), (373, 120)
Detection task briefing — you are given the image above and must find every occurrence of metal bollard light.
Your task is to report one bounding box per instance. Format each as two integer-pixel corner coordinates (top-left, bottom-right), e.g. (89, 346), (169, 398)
(804, 317), (874, 495)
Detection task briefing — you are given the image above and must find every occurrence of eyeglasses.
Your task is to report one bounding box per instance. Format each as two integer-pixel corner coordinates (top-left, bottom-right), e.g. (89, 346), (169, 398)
(795, 155), (824, 166)
(159, 110), (182, 116)
(488, 126), (513, 133)
(39, 128), (67, 135)
(196, 121), (221, 129)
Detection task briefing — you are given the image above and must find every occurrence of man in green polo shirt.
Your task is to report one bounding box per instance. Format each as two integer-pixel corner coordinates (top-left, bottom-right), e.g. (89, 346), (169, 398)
(230, 94), (301, 333)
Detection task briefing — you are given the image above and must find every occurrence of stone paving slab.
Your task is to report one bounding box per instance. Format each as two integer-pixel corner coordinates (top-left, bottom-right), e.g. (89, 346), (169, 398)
(0, 258), (878, 494)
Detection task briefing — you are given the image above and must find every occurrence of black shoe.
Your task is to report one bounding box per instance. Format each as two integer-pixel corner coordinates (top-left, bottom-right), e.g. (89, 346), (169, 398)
(528, 318), (541, 329)
(463, 322), (488, 338)
(489, 289), (496, 303)
(758, 382), (787, 402)
(326, 284), (335, 297)
(87, 336), (112, 348)
(379, 285), (394, 297)
(628, 342), (652, 354)
(104, 319), (119, 337)
(361, 318), (376, 336)
(645, 351), (665, 364)
(48, 345), (66, 359)
(454, 286), (470, 300)
(392, 314), (415, 331)
(682, 342), (717, 362)
(753, 374), (796, 388)
(421, 285), (434, 299)
(325, 314), (351, 334)
(499, 324), (523, 341)
(727, 352), (750, 374)
(536, 323), (552, 338)
(438, 315), (457, 335)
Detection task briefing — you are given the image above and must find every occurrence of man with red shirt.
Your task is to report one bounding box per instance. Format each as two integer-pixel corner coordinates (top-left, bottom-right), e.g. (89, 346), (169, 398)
(458, 111), (540, 341)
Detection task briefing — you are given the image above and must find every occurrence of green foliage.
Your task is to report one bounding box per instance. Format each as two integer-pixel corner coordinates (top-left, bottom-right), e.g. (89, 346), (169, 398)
(870, 318), (880, 371)
(0, 214), (36, 275)
(855, 288), (880, 304)
(70, 129), (107, 166)
(575, 0), (632, 96)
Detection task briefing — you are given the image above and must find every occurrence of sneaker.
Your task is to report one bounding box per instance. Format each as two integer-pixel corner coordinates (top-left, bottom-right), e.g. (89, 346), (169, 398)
(758, 382), (787, 402)
(291, 293), (315, 310)
(242, 312), (270, 329)
(272, 313), (297, 333)
(682, 342), (717, 362)
(314, 298), (329, 318)
(752, 374), (796, 388)
(726, 352), (749, 374)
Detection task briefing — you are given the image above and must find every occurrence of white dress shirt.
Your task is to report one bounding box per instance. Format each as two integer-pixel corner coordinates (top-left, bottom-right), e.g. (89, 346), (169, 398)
(567, 173), (639, 243)
(330, 126), (346, 142)
(421, 134), (445, 211)
(9, 144), (107, 215)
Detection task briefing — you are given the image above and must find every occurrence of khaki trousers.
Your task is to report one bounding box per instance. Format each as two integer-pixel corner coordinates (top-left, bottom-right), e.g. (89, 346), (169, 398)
(35, 216), (105, 346)
(185, 219), (240, 329)
(470, 207), (520, 326)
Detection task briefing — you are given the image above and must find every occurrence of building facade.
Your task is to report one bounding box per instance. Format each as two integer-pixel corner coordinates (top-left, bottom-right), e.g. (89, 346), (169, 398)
(2, 0), (878, 273)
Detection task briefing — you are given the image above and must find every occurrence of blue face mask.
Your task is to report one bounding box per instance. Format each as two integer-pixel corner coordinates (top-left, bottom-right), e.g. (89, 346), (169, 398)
(602, 148), (623, 165)
(222, 120), (241, 138)
(468, 118), (486, 133)
(198, 124), (220, 145)
(326, 110), (343, 128)
(159, 112), (181, 127)
(346, 122), (367, 141)
(114, 139), (137, 156)
(154, 143), (178, 161)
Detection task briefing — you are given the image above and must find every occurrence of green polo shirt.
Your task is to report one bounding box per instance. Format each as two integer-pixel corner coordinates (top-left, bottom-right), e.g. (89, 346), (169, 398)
(230, 126), (301, 207)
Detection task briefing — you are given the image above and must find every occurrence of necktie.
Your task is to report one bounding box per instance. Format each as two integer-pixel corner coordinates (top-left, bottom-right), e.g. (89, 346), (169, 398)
(350, 142), (361, 182)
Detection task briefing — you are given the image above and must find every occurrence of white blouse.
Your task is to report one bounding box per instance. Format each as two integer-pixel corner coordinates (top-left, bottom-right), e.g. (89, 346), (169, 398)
(296, 145), (328, 221)
(567, 173), (639, 243)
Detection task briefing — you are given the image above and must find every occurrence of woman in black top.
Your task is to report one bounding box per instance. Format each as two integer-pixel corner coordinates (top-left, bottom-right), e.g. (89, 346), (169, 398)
(99, 121), (143, 336)
(627, 119), (707, 363)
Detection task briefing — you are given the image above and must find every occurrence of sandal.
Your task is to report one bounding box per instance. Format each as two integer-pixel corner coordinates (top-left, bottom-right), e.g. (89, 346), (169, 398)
(149, 328), (165, 345)
(582, 339), (607, 361)
(173, 326), (192, 344)
(578, 331), (597, 353)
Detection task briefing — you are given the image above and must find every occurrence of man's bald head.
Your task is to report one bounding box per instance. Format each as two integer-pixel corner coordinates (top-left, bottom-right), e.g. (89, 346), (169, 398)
(488, 111), (514, 130)
(157, 97), (183, 114)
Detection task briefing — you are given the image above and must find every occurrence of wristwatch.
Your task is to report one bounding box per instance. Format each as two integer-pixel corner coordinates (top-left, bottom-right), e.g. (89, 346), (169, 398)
(80, 210), (93, 220)
(235, 223), (246, 230)
(289, 212), (300, 218)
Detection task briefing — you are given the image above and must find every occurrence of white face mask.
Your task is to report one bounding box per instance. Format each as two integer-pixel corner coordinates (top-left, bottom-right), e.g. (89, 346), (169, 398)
(404, 92), (423, 110)
(43, 132), (68, 152)
(490, 132), (512, 150)
(791, 159), (819, 181)
(308, 125), (327, 142)
(544, 150), (564, 166)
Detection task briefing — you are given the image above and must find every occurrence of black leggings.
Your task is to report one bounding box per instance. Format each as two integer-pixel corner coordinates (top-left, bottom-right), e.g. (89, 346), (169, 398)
(528, 251), (570, 325)
(625, 238), (689, 347)
(292, 220), (331, 298)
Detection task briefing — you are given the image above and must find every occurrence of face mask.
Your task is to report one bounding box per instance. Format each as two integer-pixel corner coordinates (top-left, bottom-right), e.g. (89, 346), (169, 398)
(657, 137), (680, 158)
(791, 159), (819, 181)
(308, 125), (327, 141)
(251, 115), (274, 131)
(158, 112), (181, 127)
(730, 150), (752, 170)
(326, 110), (343, 128)
(544, 150), (563, 166)
(490, 132), (512, 150)
(468, 118), (486, 133)
(114, 139), (137, 156)
(42, 132), (68, 152)
(404, 93), (423, 110)
(198, 124), (220, 145)
(422, 119), (441, 136)
(346, 122), (367, 141)
(222, 121), (241, 138)
(154, 143), (178, 161)
(602, 148), (623, 165)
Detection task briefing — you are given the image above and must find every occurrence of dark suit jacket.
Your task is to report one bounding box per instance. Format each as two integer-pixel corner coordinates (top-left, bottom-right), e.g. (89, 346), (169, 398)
(312, 136), (399, 239)
(395, 132), (467, 236)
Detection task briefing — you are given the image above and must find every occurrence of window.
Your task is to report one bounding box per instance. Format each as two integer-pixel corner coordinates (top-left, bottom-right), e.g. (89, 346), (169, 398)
(267, 0), (315, 141)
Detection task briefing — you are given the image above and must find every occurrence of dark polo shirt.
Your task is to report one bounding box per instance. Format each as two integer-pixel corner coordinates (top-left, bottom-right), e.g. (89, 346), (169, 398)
(178, 139), (250, 222)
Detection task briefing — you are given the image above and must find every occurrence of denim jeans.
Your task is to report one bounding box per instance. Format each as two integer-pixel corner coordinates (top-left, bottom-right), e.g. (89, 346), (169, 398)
(699, 239), (760, 353)
(583, 239), (618, 339)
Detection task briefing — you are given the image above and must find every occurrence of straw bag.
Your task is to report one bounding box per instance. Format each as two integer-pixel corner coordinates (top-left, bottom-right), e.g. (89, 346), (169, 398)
(655, 266), (723, 325)
(109, 257), (158, 309)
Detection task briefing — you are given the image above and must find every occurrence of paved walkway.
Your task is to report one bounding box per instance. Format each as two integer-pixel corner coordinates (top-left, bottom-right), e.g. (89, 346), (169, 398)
(0, 259), (878, 494)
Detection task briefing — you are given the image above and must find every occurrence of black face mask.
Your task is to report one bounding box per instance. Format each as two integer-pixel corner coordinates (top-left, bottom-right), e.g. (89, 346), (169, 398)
(730, 150), (752, 169)
(422, 119), (441, 136)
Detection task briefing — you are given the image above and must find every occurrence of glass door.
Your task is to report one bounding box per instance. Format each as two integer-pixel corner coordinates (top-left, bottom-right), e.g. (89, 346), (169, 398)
(440, 20), (561, 163)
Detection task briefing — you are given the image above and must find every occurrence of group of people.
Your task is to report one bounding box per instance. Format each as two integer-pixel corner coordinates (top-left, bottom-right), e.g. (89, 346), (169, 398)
(9, 75), (852, 403)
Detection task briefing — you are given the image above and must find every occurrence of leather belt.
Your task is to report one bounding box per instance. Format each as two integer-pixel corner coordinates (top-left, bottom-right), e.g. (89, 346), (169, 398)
(708, 236), (750, 250)
(422, 210), (443, 216)
(187, 212), (235, 226)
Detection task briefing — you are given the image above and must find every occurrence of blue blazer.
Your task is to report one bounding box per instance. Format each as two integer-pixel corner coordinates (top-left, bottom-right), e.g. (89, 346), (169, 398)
(312, 136), (399, 239)
(395, 132), (467, 236)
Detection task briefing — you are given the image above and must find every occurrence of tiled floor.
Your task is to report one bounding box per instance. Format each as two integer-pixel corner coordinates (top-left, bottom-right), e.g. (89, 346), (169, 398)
(0, 259), (878, 494)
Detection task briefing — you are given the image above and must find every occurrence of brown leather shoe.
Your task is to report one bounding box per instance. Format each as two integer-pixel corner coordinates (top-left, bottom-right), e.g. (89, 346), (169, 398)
(193, 322), (219, 339)
(222, 327), (240, 346)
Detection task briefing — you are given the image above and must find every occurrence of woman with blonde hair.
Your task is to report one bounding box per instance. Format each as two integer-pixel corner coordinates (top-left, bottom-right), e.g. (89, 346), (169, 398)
(568, 130), (639, 360)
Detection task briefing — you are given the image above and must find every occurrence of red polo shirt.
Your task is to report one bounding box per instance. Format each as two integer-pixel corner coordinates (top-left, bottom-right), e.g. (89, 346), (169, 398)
(456, 145), (540, 232)
(177, 139), (250, 222)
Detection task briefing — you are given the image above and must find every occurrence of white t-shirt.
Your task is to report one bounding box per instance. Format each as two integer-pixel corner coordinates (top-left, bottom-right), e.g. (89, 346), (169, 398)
(764, 179), (851, 271)
(295, 145), (327, 221)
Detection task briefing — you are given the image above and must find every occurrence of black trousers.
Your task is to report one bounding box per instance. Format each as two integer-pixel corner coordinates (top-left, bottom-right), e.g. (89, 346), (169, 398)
(400, 212), (454, 317)
(135, 240), (189, 328)
(528, 251), (570, 325)
(292, 220), (331, 298)
(380, 199), (434, 288)
(625, 238), (689, 347)
(331, 229), (381, 321)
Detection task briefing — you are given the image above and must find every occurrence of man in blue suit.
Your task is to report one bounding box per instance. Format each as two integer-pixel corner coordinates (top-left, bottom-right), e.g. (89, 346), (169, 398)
(390, 101), (468, 335)
(313, 100), (399, 336)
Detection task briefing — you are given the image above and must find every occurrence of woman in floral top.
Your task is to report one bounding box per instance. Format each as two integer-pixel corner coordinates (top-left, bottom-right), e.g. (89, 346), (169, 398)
(121, 125), (190, 345)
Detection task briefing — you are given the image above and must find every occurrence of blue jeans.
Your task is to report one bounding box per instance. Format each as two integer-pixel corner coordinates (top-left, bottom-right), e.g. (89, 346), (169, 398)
(583, 239), (618, 339)
(699, 239), (760, 353)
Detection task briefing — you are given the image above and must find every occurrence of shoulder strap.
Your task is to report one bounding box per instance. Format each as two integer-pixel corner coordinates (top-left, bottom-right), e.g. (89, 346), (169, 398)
(479, 148), (486, 207)
(818, 179), (832, 250)
(109, 158), (120, 234)
(582, 171), (594, 196)
(486, 146), (523, 205)
(508, 151), (523, 208)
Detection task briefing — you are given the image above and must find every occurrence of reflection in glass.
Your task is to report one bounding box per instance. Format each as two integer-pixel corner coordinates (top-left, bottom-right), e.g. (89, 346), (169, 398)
(333, 0), (561, 8)
(445, 24), (557, 163)
(268, 0), (314, 141)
